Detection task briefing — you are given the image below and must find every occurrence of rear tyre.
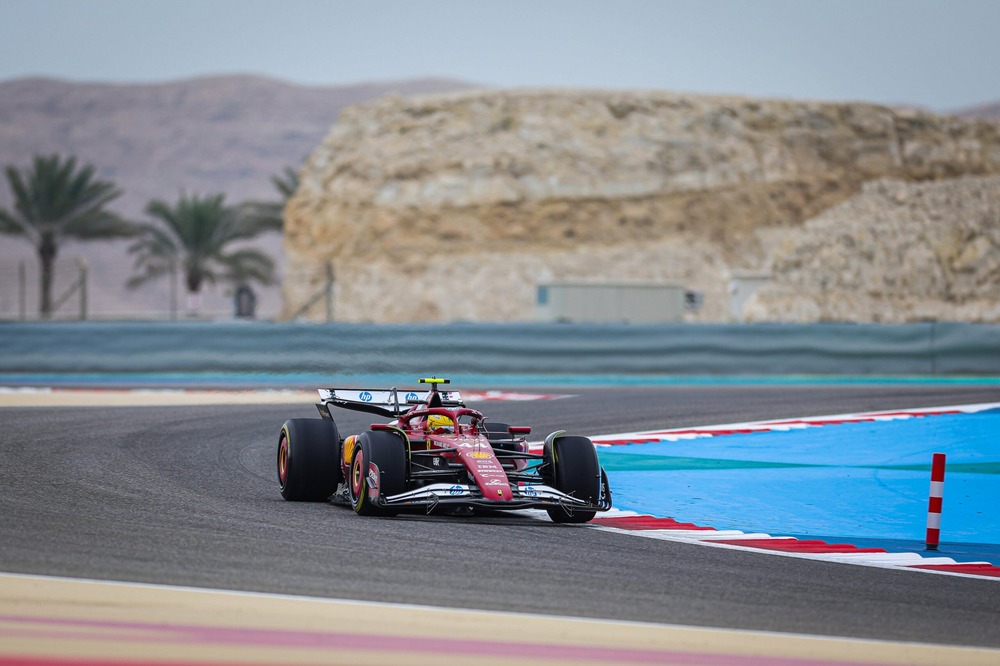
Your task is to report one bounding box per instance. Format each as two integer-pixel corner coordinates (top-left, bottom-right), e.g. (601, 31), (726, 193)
(543, 435), (600, 523)
(277, 418), (341, 501)
(350, 431), (407, 516)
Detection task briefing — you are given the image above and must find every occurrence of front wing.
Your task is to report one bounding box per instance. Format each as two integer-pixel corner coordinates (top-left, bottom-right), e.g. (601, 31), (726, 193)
(379, 477), (612, 514)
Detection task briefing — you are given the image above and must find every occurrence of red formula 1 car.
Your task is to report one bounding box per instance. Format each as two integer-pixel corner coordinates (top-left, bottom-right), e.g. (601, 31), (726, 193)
(276, 378), (612, 522)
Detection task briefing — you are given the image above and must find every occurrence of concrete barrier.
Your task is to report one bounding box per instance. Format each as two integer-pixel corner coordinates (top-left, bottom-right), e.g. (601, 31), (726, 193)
(1, 321), (998, 376)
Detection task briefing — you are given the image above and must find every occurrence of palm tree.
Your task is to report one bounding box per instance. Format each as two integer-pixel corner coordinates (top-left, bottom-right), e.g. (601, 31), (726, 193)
(243, 166), (299, 233)
(0, 154), (132, 317)
(127, 193), (275, 315)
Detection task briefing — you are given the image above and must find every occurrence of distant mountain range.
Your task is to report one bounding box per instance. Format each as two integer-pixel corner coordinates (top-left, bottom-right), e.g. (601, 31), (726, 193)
(0, 74), (476, 215)
(0, 75), (476, 319)
(0, 75), (992, 320)
(953, 102), (1000, 119)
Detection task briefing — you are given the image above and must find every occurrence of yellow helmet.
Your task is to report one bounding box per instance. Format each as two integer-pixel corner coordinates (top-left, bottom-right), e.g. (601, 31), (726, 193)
(427, 414), (454, 432)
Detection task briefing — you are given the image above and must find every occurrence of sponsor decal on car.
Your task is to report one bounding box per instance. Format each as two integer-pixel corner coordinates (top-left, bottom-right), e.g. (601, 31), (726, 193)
(485, 478), (507, 487)
(405, 392), (419, 402)
(448, 485), (465, 496)
(521, 485), (538, 497)
(478, 471), (506, 479)
(359, 391), (373, 402)
(467, 451), (491, 459)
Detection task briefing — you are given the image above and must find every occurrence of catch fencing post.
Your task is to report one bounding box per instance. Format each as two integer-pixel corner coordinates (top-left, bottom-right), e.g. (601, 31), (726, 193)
(78, 258), (88, 320)
(325, 261), (334, 322)
(925, 452), (946, 550)
(19, 261), (26, 321)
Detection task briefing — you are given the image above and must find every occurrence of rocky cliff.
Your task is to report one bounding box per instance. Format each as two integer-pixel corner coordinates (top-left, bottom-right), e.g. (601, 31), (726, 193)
(745, 176), (1000, 323)
(284, 89), (1000, 322)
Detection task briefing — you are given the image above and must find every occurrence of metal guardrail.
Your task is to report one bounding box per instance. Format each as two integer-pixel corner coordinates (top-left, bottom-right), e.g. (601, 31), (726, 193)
(1, 321), (998, 376)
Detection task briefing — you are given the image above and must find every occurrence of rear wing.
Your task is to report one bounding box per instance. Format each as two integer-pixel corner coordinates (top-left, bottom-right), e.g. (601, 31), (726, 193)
(317, 387), (465, 419)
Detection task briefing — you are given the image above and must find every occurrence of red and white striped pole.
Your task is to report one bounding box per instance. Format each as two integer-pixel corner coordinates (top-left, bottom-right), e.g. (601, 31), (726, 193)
(925, 452), (946, 550)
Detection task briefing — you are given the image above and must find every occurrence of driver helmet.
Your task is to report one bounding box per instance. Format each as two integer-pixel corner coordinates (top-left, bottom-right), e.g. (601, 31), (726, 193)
(427, 414), (454, 433)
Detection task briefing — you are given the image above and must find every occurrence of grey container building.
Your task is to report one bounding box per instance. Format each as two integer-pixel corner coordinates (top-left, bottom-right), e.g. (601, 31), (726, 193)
(536, 282), (686, 323)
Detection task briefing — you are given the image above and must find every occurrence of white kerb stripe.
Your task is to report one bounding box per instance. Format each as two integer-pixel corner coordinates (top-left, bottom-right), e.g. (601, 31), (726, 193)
(929, 481), (945, 497)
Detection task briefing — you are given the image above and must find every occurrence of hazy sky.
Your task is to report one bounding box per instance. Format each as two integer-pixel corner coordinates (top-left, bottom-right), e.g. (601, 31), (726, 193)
(1, 0), (998, 112)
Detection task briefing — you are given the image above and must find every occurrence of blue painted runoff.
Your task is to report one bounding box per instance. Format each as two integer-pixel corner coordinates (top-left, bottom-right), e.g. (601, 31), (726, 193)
(598, 410), (1000, 562)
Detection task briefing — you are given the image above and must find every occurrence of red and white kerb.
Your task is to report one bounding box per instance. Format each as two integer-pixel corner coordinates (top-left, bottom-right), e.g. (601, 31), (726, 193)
(925, 452), (946, 550)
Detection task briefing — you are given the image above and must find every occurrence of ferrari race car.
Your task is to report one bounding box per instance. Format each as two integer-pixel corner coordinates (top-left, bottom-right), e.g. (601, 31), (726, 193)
(277, 378), (612, 522)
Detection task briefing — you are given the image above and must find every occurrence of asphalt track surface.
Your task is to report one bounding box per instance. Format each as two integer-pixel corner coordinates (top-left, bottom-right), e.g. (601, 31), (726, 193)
(3, 385), (1000, 649)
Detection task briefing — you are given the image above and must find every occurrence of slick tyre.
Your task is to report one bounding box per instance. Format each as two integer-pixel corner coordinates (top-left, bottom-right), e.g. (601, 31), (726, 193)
(350, 431), (407, 517)
(543, 435), (600, 523)
(277, 418), (341, 501)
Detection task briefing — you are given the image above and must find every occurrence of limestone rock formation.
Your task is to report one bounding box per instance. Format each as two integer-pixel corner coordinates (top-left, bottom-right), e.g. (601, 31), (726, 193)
(284, 88), (1000, 322)
(744, 176), (1000, 323)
